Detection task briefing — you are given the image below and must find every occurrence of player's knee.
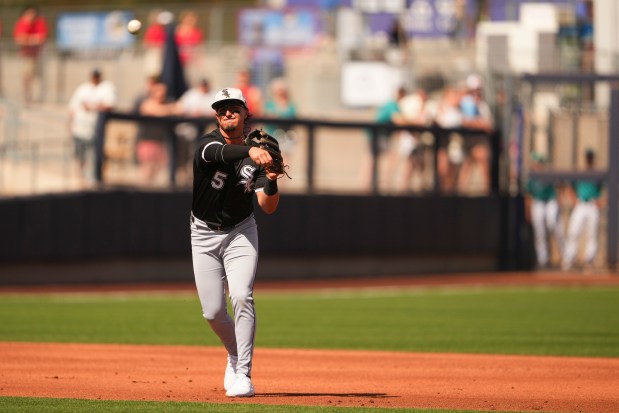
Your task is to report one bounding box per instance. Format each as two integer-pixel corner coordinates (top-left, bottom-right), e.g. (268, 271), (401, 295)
(202, 304), (227, 321)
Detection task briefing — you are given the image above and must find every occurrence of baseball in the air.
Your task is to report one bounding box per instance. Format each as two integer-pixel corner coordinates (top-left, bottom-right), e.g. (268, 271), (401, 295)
(127, 19), (142, 35)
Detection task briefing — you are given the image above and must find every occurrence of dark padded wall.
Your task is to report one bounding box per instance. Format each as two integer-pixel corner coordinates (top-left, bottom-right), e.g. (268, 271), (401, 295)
(255, 195), (502, 255)
(0, 191), (192, 261)
(0, 190), (510, 264)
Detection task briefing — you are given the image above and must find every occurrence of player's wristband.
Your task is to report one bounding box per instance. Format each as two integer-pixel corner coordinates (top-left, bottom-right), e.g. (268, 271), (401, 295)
(263, 179), (278, 196)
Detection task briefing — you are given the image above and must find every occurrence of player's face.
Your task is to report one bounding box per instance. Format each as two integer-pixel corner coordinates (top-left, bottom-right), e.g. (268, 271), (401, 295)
(216, 104), (246, 132)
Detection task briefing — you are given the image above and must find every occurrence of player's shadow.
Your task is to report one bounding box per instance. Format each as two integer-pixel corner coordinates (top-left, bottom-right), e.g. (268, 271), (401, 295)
(257, 392), (396, 398)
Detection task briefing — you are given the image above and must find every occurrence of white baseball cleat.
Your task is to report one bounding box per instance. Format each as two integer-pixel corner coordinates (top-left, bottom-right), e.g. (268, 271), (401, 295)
(223, 355), (238, 391)
(225, 373), (255, 397)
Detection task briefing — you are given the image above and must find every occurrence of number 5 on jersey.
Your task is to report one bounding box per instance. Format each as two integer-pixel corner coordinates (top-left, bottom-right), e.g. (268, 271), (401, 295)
(211, 171), (228, 189)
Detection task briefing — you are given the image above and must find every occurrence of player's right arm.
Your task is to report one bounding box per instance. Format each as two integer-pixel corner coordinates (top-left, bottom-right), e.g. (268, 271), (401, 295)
(199, 139), (249, 164)
(199, 139), (272, 166)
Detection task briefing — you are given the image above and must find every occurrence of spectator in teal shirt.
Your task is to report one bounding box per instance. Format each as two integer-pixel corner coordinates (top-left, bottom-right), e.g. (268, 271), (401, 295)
(262, 78), (298, 161)
(562, 149), (604, 271)
(263, 78), (297, 135)
(361, 86), (408, 191)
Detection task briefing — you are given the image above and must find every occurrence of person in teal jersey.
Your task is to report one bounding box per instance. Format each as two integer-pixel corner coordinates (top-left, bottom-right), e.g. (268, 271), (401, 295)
(361, 86), (408, 191)
(263, 78), (297, 129)
(562, 149), (604, 270)
(525, 152), (564, 268)
(262, 78), (298, 159)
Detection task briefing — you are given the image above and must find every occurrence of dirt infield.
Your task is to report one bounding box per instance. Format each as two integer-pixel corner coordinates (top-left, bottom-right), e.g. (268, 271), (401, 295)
(1, 272), (618, 412)
(1, 342), (618, 412)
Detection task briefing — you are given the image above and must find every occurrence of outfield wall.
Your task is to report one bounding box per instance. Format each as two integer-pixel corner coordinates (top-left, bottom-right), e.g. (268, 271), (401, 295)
(0, 190), (528, 284)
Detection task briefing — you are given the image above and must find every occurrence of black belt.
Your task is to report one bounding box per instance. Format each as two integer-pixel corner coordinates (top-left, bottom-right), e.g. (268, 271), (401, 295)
(207, 223), (235, 231)
(191, 214), (236, 232)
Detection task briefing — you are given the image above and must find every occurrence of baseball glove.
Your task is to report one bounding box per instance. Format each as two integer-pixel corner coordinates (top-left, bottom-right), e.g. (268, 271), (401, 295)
(245, 129), (291, 179)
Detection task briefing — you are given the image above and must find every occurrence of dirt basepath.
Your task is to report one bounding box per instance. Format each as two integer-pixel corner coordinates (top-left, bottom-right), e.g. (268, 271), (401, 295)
(1, 272), (618, 412)
(1, 342), (618, 412)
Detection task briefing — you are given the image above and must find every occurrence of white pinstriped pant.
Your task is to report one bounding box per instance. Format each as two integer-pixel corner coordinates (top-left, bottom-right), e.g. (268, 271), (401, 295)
(190, 213), (258, 377)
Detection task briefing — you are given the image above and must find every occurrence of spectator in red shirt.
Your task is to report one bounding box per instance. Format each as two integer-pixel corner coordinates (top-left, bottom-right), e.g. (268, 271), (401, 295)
(13, 5), (48, 103)
(143, 9), (173, 77)
(235, 68), (263, 116)
(143, 12), (167, 48)
(175, 10), (203, 67)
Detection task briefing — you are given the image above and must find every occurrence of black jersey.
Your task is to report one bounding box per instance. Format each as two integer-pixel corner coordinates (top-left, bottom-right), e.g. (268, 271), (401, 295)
(191, 129), (268, 228)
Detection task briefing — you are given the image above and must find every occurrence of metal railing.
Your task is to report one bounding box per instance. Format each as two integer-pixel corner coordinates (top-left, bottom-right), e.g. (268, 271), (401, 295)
(94, 110), (500, 196)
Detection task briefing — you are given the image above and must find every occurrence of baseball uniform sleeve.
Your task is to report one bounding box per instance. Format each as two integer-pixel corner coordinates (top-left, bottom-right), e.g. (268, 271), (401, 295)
(200, 141), (251, 164)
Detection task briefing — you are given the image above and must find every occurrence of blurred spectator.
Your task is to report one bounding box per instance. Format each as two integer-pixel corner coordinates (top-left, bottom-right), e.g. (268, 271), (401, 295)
(524, 152), (565, 269)
(136, 80), (179, 186)
(68, 68), (116, 185)
(392, 87), (435, 193)
(175, 10), (203, 67)
(387, 18), (410, 71)
(435, 86), (465, 193)
(361, 86), (408, 192)
(457, 74), (494, 194)
(561, 149), (604, 271)
(131, 74), (159, 177)
(13, 4), (48, 104)
(176, 78), (216, 185)
(143, 10), (173, 77)
(177, 77), (215, 117)
(263, 77), (298, 162)
(449, 0), (468, 47)
(388, 18), (407, 47)
(132, 74), (161, 113)
(235, 68), (263, 116)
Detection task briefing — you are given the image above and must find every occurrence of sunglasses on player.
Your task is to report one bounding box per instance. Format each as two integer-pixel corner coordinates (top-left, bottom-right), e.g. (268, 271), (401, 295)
(215, 105), (244, 116)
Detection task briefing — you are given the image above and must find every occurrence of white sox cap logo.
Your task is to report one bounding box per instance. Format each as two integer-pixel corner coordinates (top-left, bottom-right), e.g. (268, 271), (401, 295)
(212, 87), (247, 110)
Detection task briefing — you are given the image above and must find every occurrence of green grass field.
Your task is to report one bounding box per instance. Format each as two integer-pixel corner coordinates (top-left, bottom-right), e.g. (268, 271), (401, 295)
(1, 284), (618, 413)
(0, 396), (490, 413)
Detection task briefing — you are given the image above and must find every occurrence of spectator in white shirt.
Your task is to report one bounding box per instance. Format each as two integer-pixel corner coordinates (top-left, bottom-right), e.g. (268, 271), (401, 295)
(68, 68), (116, 182)
(178, 78), (216, 117)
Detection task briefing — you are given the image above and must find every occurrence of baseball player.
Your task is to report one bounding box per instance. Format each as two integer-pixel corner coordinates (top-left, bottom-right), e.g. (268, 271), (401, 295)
(524, 153), (564, 268)
(190, 87), (280, 397)
(562, 149), (603, 271)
